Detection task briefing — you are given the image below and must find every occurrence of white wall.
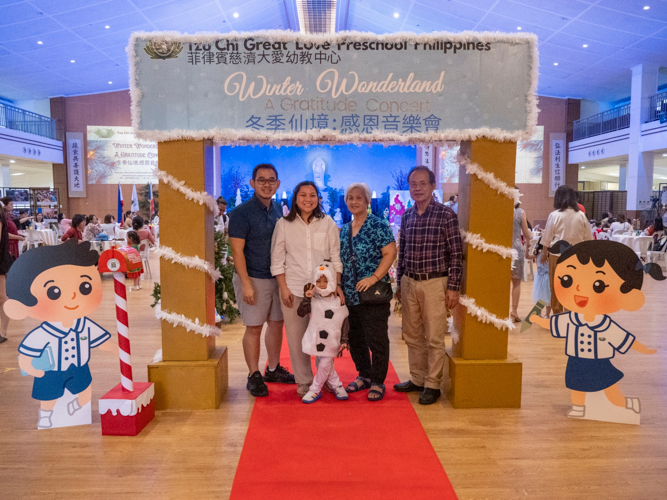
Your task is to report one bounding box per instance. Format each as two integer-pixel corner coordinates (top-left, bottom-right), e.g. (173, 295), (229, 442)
(12, 98), (51, 118)
(580, 99), (614, 119)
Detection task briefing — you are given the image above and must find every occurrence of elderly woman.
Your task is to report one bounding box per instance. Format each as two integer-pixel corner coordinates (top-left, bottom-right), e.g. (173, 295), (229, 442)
(541, 185), (592, 314)
(339, 183), (397, 401)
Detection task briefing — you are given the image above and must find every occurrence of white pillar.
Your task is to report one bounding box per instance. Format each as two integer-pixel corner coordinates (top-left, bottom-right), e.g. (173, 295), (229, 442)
(0, 165), (10, 187)
(627, 64), (658, 212)
(619, 162), (627, 191)
(212, 144), (221, 197)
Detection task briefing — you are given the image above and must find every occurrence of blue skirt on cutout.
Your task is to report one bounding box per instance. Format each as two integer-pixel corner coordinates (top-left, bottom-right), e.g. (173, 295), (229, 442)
(565, 357), (624, 392)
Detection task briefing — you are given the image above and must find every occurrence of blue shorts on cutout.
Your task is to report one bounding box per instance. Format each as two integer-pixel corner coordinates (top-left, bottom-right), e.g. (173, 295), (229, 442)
(32, 364), (92, 401)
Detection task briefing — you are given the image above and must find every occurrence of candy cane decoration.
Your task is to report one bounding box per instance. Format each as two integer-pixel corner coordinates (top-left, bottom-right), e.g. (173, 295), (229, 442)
(114, 272), (134, 392)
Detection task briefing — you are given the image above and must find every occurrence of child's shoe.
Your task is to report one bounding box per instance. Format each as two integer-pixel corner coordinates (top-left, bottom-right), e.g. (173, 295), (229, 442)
(567, 404), (585, 418)
(67, 398), (82, 416)
(625, 397), (641, 414)
(334, 386), (348, 401)
(37, 409), (53, 429)
(302, 391), (322, 404)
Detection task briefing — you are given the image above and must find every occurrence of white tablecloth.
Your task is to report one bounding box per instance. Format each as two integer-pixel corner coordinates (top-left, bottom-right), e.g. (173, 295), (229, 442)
(35, 229), (57, 246)
(90, 240), (127, 253)
(116, 229), (128, 241)
(610, 234), (653, 254)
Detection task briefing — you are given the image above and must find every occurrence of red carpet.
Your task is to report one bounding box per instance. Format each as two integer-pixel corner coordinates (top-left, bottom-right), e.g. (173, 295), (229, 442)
(230, 340), (457, 500)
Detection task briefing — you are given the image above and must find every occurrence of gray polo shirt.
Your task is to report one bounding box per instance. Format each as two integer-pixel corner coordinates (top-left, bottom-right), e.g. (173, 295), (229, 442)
(228, 194), (283, 279)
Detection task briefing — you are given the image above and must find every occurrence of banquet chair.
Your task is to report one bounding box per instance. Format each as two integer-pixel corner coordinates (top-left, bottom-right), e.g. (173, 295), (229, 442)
(24, 229), (44, 250)
(597, 231), (610, 240)
(647, 236), (667, 269)
(139, 239), (152, 280)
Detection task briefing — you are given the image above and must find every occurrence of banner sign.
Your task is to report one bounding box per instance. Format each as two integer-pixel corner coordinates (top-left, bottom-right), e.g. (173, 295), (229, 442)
(87, 126), (158, 184)
(549, 133), (566, 197)
(417, 145), (435, 171)
(129, 31), (538, 146)
(66, 132), (85, 197)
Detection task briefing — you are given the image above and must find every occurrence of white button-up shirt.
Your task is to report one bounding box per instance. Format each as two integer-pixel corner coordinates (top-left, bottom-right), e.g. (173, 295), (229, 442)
(271, 214), (343, 297)
(550, 312), (635, 360)
(18, 318), (111, 371)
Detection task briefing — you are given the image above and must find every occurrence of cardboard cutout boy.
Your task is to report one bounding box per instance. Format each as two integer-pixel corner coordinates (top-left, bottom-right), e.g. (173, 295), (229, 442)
(530, 240), (664, 424)
(5, 240), (115, 429)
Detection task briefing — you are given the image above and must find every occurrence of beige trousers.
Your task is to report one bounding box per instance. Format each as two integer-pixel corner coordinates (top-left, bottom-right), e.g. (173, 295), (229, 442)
(401, 275), (449, 390)
(281, 296), (313, 385)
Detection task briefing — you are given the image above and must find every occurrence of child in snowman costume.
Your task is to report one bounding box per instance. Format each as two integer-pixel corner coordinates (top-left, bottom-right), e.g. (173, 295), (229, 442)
(298, 262), (350, 403)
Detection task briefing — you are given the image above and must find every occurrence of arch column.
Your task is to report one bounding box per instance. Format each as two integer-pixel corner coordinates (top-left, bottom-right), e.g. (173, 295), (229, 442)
(446, 138), (522, 408)
(147, 140), (228, 410)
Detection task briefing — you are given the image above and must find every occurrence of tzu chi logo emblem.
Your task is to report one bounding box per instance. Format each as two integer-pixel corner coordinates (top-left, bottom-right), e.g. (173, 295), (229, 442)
(144, 40), (183, 60)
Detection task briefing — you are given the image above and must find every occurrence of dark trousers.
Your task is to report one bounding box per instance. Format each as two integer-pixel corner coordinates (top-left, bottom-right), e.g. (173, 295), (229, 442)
(347, 302), (391, 385)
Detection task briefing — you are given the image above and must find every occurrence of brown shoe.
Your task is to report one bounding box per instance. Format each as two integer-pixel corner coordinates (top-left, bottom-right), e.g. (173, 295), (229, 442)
(297, 384), (310, 397)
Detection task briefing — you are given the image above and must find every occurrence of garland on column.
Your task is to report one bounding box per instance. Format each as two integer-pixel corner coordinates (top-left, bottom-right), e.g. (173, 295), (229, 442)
(153, 167), (221, 337)
(455, 156), (521, 331)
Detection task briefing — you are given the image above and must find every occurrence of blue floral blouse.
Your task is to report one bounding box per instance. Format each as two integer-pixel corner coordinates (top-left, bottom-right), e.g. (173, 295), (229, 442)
(339, 214), (395, 306)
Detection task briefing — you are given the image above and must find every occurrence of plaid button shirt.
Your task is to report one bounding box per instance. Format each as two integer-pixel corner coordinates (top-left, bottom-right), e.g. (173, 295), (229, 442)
(397, 199), (463, 291)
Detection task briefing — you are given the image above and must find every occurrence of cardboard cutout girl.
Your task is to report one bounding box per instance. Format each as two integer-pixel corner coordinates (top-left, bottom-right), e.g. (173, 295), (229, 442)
(5, 240), (116, 429)
(530, 240), (664, 424)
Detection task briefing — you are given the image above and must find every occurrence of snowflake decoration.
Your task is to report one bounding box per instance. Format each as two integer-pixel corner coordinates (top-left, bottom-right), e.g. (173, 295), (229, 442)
(486, 81), (494, 89)
(200, 72), (207, 77)
(513, 120), (520, 127)
(173, 67), (180, 73)
(351, 53), (358, 59)
(506, 101), (514, 109)
(227, 109), (235, 116)
(153, 63), (160, 70)
(372, 67), (379, 74)
(461, 93), (468, 100)
(175, 104), (184, 112)
(158, 93), (166, 99)
(483, 113), (489, 121)
(447, 59), (454, 65)
(188, 85), (195, 91)
(464, 116), (471, 124)
(413, 58), (421, 64)
(496, 61), (503, 68)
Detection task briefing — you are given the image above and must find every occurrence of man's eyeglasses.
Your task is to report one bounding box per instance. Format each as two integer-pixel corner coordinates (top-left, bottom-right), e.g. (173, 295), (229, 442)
(255, 178), (277, 186)
(409, 182), (431, 190)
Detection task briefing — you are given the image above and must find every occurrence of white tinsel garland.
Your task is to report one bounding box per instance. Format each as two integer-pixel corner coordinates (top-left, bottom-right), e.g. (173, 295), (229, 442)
(457, 295), (514, 332)
(154, 168), (219, 215)
(154, 304), (220, 337)
(155, 245), (222, 281)
(460, 157), (521, 205)
(461, 230), (518, 262)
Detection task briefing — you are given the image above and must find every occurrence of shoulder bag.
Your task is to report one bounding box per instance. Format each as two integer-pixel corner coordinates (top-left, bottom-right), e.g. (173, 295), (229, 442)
(347, 222), (393, 304)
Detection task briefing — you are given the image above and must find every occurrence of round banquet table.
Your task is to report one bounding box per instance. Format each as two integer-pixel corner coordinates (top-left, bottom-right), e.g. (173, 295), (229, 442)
(90, 239), (127, 253)
(610, 234), (654, 255)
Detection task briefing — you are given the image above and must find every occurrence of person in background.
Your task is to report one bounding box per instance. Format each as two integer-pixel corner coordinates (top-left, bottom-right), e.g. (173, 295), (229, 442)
(132, 216), (155, 245)
(61, 214), (85, 242)
(123, 211), (133, 229)
(609, 214), (631, 236)
(530, 237), (551, 318)
(393, 166), (463, 406)
(645, 217), (664, 237)
(661, 186), (667, 210)
(0, 202), (12, 343)
(592, 221), (603, 240)
(152, 211), (159, 224)
(271, 180), (343, 398)
(0, 197), (25, 259)
(450, 194), (459, 214)
(229, 163), (294, 398)
(281, 199), (290, 217)
(82, 214), (101, 241)
(34, 213), (48, 229)
(540, 185), (592, 315)
(101, 214), (116, 237)
(58, 213), (71, 236)
(576, 192), (586, 214)
(510, 201), (532, 322)
(126, 230), (143, 290)
(18, 211), (33, 230)
(216, 197), (229, 235)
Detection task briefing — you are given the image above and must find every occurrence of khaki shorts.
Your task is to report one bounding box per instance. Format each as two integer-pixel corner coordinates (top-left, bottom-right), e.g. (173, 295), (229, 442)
(232, 274), (283, 326)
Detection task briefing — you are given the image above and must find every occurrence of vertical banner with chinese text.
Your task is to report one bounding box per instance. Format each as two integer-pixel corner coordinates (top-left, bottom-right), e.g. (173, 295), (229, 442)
(549, 133), (565, 197)
(66, 132), (85, 197)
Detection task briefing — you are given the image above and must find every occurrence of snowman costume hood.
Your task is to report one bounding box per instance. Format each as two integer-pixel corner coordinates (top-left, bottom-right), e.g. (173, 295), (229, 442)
(301, 262), (349, 358)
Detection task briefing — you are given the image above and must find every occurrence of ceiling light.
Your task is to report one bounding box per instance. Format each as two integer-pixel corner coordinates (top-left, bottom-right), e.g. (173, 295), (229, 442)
(233, 12), (239, 18)
(70, 60), (75, 63)
(644, 6), (650, 10)
(581, 166), (586, 169)
(517, 27), (522, 30)
(11, 173), (24, 176)
(9, 160), (15, 163)
(394, 12), (399, 18)
(583, 44), (588, 48)
(108, 81), (113, 84)
(105, 25), (110, 29)
(37, 41), (43, 45)
(662, 153), (667, 156)
(554, 62), (558, 66)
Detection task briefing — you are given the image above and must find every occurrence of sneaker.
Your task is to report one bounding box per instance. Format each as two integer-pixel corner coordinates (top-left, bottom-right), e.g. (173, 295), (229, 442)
(246, 371), (269, 397)
(263, 363), (296, 384)
(333, 386), (348, 401)
(567, 404), (585, 418)
(302, 391), (322, 404)
(297, 384), (310, 397)
(37, 409), (53, 429)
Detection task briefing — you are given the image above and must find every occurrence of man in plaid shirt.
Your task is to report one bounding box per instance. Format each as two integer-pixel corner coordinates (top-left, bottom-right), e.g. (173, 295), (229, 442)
(394, 166), (463, 405)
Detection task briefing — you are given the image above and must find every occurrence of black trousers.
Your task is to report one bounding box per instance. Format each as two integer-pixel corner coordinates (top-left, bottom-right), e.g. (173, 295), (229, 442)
(347, 302), (391, 385)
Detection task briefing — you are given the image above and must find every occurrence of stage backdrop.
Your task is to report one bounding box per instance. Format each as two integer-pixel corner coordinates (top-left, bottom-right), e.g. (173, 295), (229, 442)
(220, 144), (416, 227)
(129, 31), (538, 145)
(86, 126), (158, 184)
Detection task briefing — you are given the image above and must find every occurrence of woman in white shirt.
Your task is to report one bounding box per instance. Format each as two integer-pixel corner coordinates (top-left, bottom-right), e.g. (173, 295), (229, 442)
(540, 185), (592, 314)
(609, 214), (632, 236)
(271, 181), (343, 397)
